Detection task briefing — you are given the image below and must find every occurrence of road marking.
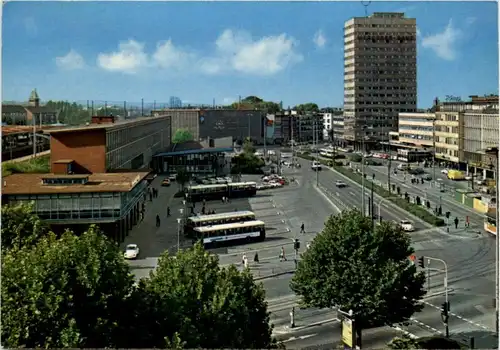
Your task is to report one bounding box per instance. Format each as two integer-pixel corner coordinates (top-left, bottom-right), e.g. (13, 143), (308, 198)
(410, 317), (443, 335)
(475, 305), (489, 315)
(349, 191), (356, 196)
(273, 318), (340, 335)
(422, 300), (494, 332)
(281, 333), (317, 343)
(314, 184), (341, 213)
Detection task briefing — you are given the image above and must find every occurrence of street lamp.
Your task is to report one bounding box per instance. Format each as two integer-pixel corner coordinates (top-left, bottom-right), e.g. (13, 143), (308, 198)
(176, 218), (182, 252)
(360, 126), (373, 216)
(425, 116), (437, 188)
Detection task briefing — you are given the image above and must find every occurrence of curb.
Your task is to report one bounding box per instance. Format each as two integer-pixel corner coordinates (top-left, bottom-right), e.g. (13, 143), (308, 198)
(254, 270), (295, 281)
(273, 317), (340, 335)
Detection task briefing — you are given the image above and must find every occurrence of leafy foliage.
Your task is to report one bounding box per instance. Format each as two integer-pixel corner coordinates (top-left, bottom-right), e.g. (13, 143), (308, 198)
(293, 103), (319, 112)
(388, 334), (420, 349)
(229, 96), (281, 114)
(232, 140), (264, 174)
(290, 209), (426, 329)
(2, 154), (50, 177)
(125, 243), (275, 349)
(1, 202), (49, 252)
(1, 225), (134, 348)
(175, 168), (190, 190)
(172, 128), (194, 144)
(45, 100), (92, 125)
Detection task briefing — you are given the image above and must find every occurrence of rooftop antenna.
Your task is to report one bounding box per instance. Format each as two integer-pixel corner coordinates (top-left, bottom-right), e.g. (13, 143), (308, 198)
(361, 0), (371, 17)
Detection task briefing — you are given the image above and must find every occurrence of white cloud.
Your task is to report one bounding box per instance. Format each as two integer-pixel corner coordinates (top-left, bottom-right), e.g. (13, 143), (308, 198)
(55, 50), (85, 70)
(416, 27), (421, 37)
(421, 19), (461, 61)
(96, 29), (302, 76)
(201, 29), (303, 75)
(313, 30), (327, 49)
(97, 40), (149, 74)
(152, 40), (195, 70)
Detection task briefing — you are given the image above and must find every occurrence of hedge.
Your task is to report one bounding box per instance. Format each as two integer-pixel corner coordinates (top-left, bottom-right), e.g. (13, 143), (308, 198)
(298, 155), (445, 227)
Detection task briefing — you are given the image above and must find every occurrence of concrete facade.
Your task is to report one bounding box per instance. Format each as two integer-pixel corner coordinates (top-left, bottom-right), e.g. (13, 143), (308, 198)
(151, 109), (200, 141)
(343, 12), (417, 148)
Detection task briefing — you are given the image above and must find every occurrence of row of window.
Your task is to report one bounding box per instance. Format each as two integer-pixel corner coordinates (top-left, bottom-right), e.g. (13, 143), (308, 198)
(107, 120), (169, 152)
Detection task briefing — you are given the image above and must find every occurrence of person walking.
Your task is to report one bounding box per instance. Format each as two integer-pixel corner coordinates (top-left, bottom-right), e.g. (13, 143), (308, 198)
(300, 222), (305, 234)
(454, 217), (459, 229)
(279, 247), (287, 262)
(167, 207), (171, 217)
(156, 214), (161, 227)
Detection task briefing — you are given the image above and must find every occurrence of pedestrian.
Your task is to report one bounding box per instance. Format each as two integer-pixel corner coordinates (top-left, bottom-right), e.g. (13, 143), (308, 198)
(156, 214), (161, 227)
(202, 206), (206, 215)
(222, 196), (225, 203)
(279, 247), (287, 262)
(300, 222), (305, 233)
(203, 198), (206, 206)
(254, 252), (259, 263)
(167, 207), (171, 216)
(454, 217), (459, 229)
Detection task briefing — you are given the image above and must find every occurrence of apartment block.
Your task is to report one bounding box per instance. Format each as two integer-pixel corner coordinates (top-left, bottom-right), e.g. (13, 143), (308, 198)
(343, 12), (417, 149)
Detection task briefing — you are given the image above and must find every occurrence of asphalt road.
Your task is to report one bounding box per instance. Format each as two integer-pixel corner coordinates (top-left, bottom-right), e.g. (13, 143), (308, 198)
(293, 157), (497, 348)
(366, 163), (487, 231)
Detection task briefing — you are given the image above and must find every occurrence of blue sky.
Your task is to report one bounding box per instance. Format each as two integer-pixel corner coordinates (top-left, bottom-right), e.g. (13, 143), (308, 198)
(2, 1), (498, 108)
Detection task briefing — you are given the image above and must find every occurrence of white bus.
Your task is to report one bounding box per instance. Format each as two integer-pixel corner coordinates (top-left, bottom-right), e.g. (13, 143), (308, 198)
(193, 220), (266, 247)
(184, 211), (256, 237)
(319, 148), (334, 158)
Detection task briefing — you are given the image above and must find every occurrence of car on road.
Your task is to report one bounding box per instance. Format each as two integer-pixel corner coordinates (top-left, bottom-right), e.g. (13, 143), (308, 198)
(311, 161), (322, 171)
(441, 169), (449, 175)
(124, 244), (140, 259)
(161, 178), (171, 186)
(399, 220), (415, 232)
(421, 174), (432, 181)
(335, 180), (347, 188)
(168, 174), (177, 181)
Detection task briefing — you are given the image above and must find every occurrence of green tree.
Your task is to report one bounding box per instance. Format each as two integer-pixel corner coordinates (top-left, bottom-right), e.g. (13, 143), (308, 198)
(126, 243), (275, 349)
(1, 225), (135, 348)
(293, 103), (319, 112)
(175, 168), (190, 190)
(1, 202), (49, 252)
(172, 128), (194, 144)
(243, 138), (256, 154)
(290, 210), (425, 335)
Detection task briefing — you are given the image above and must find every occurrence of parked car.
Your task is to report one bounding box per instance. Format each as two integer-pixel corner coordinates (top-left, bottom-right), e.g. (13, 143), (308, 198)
(162, 178), (171, 186)
(124, 244), (140, 259)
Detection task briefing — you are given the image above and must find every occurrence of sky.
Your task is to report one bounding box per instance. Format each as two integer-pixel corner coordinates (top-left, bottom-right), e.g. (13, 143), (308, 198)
(2, 1), (498, 108)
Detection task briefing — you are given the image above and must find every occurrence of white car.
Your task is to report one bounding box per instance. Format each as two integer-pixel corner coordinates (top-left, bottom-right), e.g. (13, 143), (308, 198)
(124, 244), (140, 259)
(441, 169), (449, 175)
(335, 180), (347, 188)
(400, 220), (415, 232)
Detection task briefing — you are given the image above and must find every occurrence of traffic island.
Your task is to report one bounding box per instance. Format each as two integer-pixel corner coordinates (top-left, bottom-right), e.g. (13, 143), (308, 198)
(297, 154), (445, 227)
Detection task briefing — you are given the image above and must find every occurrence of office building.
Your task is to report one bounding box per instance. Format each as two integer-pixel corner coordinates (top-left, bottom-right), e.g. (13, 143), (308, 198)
(151, 109), (200, 141)
(397, 112), (435, 148)
(169, 96), (183, 108)
(322, 109), (344, 145)
(47, 115), (171, 173)
(343, 12), (417, 149)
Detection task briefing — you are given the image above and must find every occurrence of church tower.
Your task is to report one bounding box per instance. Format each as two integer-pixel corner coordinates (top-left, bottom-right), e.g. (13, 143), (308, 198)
(28, 89), (40, 107)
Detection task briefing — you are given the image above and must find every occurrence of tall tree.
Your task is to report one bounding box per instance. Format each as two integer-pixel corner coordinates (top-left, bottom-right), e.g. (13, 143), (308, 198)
(124, 243), (275, 349)
(1, 225), (135, 348)
(1, 202), (49, 252)
(290, 210), (425, 336)
(172, 128), (194, 144)
(175, 168), (190, 190)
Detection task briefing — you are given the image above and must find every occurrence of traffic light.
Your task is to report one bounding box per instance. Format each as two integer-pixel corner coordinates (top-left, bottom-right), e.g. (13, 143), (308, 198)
(441, 301), (450, 318)
(418, 256), (425, 268)
(294, 238), (300, 250)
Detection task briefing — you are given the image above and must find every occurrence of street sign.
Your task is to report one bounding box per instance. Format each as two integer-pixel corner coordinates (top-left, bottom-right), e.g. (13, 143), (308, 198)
(342, 318), (354, 350)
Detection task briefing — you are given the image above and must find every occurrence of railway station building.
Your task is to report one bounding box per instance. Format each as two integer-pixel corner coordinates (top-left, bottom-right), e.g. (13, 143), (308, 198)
(2, 114), (173, 242)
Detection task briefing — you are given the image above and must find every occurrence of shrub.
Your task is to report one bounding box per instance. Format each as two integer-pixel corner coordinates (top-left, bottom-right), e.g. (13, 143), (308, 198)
(350, 154), (362, 162)
(2, 155), (51, 177)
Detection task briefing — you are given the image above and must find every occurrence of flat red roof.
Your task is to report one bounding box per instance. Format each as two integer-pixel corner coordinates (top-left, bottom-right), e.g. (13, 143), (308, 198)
(2, 125), (61, 136)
